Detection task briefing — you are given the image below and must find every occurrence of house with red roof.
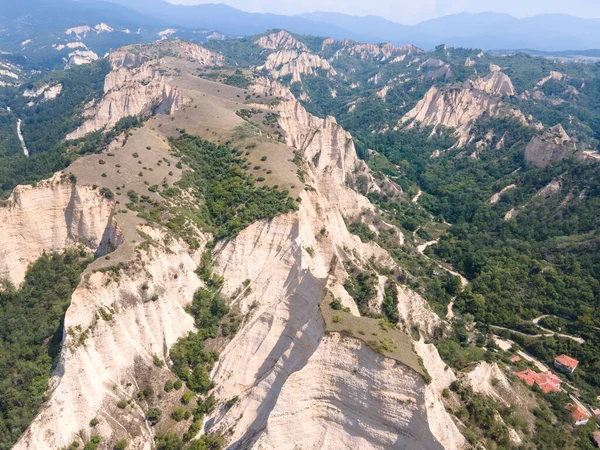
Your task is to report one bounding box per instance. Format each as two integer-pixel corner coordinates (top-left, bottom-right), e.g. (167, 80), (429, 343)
(566, 403), (590, 426)
(515, 369), (562, 394)
(510, 355), (521, 363)
(554, 354), (579, 373)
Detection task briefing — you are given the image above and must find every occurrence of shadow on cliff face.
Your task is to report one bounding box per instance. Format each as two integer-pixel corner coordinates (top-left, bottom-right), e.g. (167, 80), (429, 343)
(212, 221), (329, 449)
(62, 182), (124, 259)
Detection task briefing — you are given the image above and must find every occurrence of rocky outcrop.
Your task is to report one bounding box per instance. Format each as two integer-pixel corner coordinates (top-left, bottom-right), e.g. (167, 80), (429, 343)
(524, 125), (575, 168)
(0, 174), (118, 286)
(12, 47), (463, 450)
(67, 43), (222, 140)
(399, 86), (498, 146)
(260, 50), (336, 83)
(472, 70), (515, 96)
(323, 39), (419, 61)
(67, 62), (188, 139)
(23, 83), (63, 101)
(256, 30), (308, 51)
(537, 71), (566, 86)
(65, 25), (92, 38)
(203, 84), (460, 448)
(15, 229), (204, 449)
(253, 334), (442, 450)
(489, 184), (516, 204)
(400, 84), (524, 146)
(66, 50), (99, 67)
(339, 40), (399, 60)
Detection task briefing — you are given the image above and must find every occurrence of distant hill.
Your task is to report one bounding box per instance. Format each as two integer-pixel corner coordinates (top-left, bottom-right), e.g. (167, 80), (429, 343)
(102, 0), (600, 51)
(301, 11), (600, 51)
(98, 0), (374, 41)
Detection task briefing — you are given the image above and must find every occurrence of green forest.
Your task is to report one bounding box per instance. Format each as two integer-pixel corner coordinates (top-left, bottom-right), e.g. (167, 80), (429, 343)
(0, 60), (109, 198)
(0, 251), (91, 450)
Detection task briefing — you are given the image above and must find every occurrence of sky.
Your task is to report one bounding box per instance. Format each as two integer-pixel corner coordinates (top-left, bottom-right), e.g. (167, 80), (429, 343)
(167, 0), (600, 24)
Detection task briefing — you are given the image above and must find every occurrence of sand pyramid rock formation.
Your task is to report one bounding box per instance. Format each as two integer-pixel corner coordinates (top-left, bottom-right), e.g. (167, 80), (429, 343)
(5, 49), (465, 450)
(0, 174), (119, 286)
(14, 229), (205, 449)
(525, 124), (575, 167)
(205, 82), (461, 449)
(67, 43), (223, 140)
(472, 70), (515, 96)
(260, 50), (337, 83)
(256, 30), (308, 51)
(399, 85), (499, 146)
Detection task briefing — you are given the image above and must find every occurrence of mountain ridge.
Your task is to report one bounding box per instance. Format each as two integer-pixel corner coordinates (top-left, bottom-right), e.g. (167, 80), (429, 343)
(101, 0), (600, 51)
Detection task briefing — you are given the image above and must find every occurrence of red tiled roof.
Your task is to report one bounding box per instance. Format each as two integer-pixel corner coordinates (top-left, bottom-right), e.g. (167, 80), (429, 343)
(567, 403), (590, 422)
(515, 369), (561, 393)
(510, 355), (521, 362)
(592, 431), (600, 447)
(555, 354), (579, 370)
(516, 369), (537, 386)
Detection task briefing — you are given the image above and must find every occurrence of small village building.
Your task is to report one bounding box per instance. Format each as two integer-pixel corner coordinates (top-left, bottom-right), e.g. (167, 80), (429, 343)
(510, 355), (521, 363)
(554, 354), (579, 373)
(515, 369), (561, 394)
(566, 403), (590, 426)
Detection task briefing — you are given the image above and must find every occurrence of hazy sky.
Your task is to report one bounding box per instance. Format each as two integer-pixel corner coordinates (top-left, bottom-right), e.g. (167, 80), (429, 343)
(167, 0), (600, 24)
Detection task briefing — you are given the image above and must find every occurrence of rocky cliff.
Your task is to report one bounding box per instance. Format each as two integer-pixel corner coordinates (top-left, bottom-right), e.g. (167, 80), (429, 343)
(0, 174), (119, 286)
(400, 73), (524, 146)
(67, 41), (223, 140)
(260, 50), (336, 83)
(256, 30), (308, 51)
(5, 45), (465, 450)
(524, 124), (576, 167)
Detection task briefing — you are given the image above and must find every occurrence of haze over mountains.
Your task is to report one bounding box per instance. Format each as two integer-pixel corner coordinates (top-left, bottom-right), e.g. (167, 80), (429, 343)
(101, 0), (600, 51)
(1, 0), (599, 52)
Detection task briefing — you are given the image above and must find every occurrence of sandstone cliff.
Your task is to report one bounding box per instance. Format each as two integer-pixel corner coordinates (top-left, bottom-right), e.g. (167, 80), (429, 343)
(256, 30), (308, 51)
(400, 78), (524, 146)
(67, 42), (222, 140)
(260, 50), (336, 83)
(0, 174), (119, 286)
(6, 47), (465, 450)
(524, 125), (576, 168)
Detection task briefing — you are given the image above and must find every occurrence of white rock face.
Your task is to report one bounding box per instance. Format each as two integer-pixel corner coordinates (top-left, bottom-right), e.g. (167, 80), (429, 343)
(23, 83), (63, 101)
(204, 88), (460, 449)
(400, 85), (524, 146)
(255, 334), (442, 450)
(158, 28), (178, 38)
(472, 70), (515, 96)
(0, 68), (19, 79)
(489, 184), (516, 204)
(256, 30), (308, 51)
(400, 86), (498, 146)
(66, 50), (99, 67)
(537, 71), (566, 86)
(0, 174), (118, 286)
(14, 230), (203, 449)
(66, 25), (92, 38)
(260, 50), (336, 83)
(396, 285), (443, 339)
(67, 63), (183, 139)
(414, 340), (466, 450)
(55, 42), (88, 51)
(94, 23), (114, 33)
(8, 57), (464, 450)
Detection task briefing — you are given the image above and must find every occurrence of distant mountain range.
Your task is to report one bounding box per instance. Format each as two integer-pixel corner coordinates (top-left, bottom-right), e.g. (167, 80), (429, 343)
(1, 0), (599, 52)
(99, 0), (600, 51)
